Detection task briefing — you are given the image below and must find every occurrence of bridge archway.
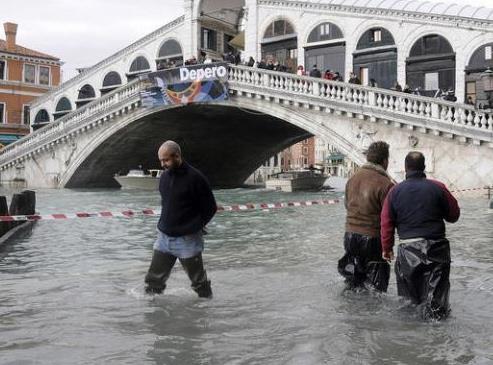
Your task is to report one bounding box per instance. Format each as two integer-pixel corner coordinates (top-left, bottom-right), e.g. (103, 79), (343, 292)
(353, 27), (397, 89)
(61, 100), (364, 189)
(465, 42), (493, 106)
(156, 39), (184, 69)
(304, 22), (345, 78)
(53, 97), (72, 121)
(32, 109), (50, 131)
(127, 56), (152, 81)
(101, 71), (122, 95)
(76, 84), (97, 108)
(406, 34), (455, 96)
(261, 18), (298, 72)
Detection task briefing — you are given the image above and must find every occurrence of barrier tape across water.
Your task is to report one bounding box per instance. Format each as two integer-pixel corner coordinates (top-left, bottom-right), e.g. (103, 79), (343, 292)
(0, 199), (341, 223)
(0, 186), (488, 223)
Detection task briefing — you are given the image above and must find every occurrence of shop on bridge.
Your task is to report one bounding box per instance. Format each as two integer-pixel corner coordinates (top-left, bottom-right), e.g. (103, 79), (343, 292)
(304, 22), (346, 78)
(406, 34), (456, 97)
(353, 27), (397, 89)
(261, 19), (298, 73)
(465, 42), (493, 108)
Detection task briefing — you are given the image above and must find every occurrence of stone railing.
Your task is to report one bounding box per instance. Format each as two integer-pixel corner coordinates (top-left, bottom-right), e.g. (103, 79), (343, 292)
(30, 15), (185, 109)
(0, 79), (144, 166)
(228, 65), (493, 142)
(2, 64), (493, 168)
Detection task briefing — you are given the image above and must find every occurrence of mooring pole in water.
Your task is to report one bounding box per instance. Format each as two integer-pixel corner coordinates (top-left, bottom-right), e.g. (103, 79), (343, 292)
(0, 196), (9, 236)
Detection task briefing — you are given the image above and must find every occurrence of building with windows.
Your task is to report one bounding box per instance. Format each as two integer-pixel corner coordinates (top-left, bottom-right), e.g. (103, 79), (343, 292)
(0, 22), (61, 144)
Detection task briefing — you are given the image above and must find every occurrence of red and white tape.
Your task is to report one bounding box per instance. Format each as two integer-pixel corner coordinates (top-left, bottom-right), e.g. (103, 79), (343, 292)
(0, 199), (341, 223)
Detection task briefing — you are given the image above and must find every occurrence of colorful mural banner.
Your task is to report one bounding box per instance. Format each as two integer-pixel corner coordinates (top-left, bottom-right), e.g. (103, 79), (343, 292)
(140, 62), (229, 107)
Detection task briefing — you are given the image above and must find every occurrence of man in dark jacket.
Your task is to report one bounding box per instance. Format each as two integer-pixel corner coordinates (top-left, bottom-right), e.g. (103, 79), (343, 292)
(338, 141), (394, 291)
(309, 65), (322, 78)
(145, 141), (217, 298)
(381, 152), (460, 320)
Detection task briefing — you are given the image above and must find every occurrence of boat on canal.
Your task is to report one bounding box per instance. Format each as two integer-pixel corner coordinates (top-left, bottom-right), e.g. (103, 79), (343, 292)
(114, 169), (162, 190)
(265, 169), (328, 192)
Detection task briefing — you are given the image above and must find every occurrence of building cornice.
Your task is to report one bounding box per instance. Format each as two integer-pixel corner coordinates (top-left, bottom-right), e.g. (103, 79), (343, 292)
(258, 0), (493, 32)
(0, 52), (61, 66)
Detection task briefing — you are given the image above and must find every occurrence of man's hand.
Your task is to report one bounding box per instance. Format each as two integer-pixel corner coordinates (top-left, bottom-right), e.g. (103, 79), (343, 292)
(382, 250), (394, 262)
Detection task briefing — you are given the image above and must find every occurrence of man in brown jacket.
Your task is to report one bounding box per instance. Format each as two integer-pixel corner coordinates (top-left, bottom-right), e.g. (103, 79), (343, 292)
(338, 141), (394, 291)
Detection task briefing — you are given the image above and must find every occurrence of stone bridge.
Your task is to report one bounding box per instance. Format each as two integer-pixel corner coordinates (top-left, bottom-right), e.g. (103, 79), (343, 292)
(0, 65), (492, 189)
(1, 0), (493, 189)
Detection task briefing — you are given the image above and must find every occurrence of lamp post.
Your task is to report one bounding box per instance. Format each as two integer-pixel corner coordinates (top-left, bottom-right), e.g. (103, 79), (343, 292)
(480, 67), (493, 109)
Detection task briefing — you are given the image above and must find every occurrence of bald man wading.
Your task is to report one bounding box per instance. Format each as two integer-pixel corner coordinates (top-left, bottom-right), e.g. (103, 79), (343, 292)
(145, 141), (217, 298)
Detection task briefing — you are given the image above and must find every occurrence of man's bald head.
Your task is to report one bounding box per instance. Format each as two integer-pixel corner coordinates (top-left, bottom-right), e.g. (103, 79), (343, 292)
(405, 151), (425, 172)
(158, 140), (182, 170)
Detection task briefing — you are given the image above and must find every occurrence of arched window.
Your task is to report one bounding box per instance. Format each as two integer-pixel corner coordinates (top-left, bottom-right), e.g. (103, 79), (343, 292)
(409, 34), (453, 57)
(77, 84), (96, 100)
(54, 97), (72, 120)
(157, 39), (183, 69)
(103, 71), (122, 88)
(34, 109), (50, 124)
(305, 22), (346, 78)
(356, 28), (395, 50)
(101, 71), (122, 95)
(406, 34), (455, 96)
(465, 43), (493, 105)
(128, 56), (151, 81)
(307, 22), (343, 43)
(353, 28), (397, 89)
(129, 56), (151, 73)
(76, 84), (96, 108)
(261, 19), (297, 72)
(263, 19), (295, 40)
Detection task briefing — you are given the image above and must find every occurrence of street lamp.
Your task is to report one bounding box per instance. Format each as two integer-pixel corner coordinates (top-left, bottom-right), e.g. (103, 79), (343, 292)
(480, 67), (493, 109)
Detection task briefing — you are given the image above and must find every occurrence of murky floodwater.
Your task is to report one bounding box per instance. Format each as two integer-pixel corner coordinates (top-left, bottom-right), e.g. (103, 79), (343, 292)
(0, 187), (492, 365)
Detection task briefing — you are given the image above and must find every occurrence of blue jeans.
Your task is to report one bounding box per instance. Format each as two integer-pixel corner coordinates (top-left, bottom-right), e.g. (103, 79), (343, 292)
(153, 230), (204, 259)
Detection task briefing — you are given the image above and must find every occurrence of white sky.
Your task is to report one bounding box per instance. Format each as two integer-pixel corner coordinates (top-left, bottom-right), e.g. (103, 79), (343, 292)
(1, 0), (492, 81)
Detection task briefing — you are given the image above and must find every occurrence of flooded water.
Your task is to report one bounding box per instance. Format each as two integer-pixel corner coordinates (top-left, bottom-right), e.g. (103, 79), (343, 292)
(0, 188), (492, 365)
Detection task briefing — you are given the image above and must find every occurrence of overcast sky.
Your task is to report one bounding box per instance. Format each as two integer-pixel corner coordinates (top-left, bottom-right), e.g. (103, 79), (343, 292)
(1, 0), (492, 81)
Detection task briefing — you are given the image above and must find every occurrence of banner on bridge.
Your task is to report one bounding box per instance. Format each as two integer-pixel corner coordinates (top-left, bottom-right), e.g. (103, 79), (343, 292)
(140, 62), (229, 108)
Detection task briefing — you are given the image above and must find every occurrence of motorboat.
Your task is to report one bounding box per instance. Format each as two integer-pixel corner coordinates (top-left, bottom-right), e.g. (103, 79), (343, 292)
(265, 169), (328, 192)
(114, 169), (162, 190)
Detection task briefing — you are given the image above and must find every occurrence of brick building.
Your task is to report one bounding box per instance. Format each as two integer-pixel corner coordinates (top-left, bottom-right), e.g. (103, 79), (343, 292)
(0, 22), (61, 147)
(280, 137), (315, 170)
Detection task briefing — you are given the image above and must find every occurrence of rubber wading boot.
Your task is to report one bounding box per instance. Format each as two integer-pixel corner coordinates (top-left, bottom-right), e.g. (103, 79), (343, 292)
(180, 254), (213, 298)
(144, 250), (177, 294)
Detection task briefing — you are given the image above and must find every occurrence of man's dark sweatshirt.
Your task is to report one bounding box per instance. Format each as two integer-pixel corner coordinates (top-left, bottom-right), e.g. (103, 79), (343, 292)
(158, 161), (217, 237)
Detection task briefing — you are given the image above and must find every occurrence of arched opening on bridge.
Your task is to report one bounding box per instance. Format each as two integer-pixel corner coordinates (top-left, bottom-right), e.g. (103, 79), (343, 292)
(304, 22), (345, 78)
(101, 71), (122, 95)
(465, 43), (493, 107)
(65, 104), (312, 188)
(76, 84), (97, 108)
(156, 39), (183, 70)
(53, 97), (72, 120)
(32, 109), (50, 131)
(127, 56), (151, 81)
(198, 0), (245, 61)
(353, 27), (397, 89)
(406, 34), (455, 97)
(261, 19), (297, 72)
